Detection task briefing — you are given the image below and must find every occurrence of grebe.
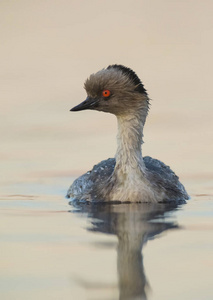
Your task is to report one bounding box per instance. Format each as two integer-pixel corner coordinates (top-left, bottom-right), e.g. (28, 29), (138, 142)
(67, 65), (188, 203)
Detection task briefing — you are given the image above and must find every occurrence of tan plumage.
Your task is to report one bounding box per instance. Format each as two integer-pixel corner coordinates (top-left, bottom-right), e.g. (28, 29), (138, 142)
(67, 65), (188, 203)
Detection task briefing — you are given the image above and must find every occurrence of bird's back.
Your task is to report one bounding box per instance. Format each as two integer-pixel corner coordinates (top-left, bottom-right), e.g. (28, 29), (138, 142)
(67, 157), (188, 203)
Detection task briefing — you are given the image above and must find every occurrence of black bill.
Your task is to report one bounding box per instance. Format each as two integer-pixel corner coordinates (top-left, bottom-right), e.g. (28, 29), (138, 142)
(70, 97), (99, 112)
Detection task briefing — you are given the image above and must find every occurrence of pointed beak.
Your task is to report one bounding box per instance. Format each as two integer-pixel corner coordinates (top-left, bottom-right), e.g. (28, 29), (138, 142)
(70, 97), (99, 112)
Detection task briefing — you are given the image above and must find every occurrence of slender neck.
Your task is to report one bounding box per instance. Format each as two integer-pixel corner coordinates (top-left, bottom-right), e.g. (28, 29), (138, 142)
(115, 110), (146, 173)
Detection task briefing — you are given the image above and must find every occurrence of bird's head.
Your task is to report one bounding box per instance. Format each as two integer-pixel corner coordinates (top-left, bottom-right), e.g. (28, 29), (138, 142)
(71, 65), (149, 116)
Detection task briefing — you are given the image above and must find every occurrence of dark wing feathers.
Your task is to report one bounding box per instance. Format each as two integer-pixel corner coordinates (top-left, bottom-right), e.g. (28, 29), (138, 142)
(67, 157), (188, 201)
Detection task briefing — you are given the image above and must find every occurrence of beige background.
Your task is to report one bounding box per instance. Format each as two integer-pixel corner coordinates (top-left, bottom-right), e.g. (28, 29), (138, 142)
(0, 1), (213, 300)
(1, 0), (213, 195)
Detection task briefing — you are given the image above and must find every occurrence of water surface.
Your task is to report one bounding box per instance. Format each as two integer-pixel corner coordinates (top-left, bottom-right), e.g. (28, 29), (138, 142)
(0, 190), (212, 300)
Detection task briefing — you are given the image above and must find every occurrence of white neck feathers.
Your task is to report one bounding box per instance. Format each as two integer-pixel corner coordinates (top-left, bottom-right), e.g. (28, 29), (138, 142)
(115, 110), (146, 175)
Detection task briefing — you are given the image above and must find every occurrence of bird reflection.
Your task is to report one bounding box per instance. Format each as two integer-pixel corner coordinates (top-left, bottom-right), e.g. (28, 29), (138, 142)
(71, 201), (182, 300)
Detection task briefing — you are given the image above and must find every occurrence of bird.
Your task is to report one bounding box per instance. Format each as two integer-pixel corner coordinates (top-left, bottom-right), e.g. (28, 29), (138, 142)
(67, 64), (189, 203)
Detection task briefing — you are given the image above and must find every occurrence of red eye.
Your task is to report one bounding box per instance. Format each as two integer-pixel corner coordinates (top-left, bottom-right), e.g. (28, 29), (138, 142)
(102, 89), (111, 98)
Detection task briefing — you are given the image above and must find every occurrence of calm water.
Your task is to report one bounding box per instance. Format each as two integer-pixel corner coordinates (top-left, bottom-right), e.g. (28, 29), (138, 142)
(0, 182), (213, 300)
(1, 1), (213, 299)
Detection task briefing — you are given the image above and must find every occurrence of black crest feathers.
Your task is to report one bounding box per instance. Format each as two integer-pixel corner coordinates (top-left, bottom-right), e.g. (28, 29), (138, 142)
(107, 64), (147, 95)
